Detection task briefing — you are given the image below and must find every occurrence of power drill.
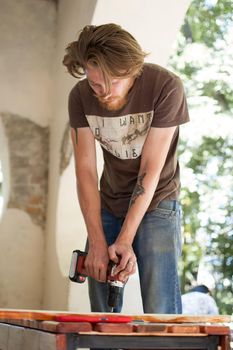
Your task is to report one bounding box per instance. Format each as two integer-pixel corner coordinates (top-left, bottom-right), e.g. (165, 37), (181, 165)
(69, 250), (126, 312)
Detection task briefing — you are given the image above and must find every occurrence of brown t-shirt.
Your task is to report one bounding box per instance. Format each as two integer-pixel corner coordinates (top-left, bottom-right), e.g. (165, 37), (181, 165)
(68, 63), (189, 217)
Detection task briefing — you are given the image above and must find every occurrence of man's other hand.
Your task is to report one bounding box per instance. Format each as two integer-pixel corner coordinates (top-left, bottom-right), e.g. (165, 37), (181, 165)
(108, 242), (137, 281)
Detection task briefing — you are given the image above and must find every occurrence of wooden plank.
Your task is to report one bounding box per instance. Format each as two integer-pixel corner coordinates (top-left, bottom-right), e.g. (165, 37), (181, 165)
(0, 310), (132, 323)
(39, 321), (92, 333)
(0, 309), (231, 324)
(200, 325), (231, 335)
(168, 325), (200, 333)
(135, 323), (202, 334)
(22, 319), (41, 329)
(94, 322), (134, 333)
(0, 310), (53, 321)
(134, 324), (168, 333)
(78, 331), (207, 336)
(131, 313), (233, 324)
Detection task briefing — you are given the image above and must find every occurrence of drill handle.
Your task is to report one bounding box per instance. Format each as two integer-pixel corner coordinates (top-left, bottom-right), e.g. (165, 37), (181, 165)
(69, 250), (87, 283)
(69, 249), (127, 284)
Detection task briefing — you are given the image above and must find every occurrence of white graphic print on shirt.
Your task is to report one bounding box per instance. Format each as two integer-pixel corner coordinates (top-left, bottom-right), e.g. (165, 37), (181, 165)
(86, 111), (154, 159)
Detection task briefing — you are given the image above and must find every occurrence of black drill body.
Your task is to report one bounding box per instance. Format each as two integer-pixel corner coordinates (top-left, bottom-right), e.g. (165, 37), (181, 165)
(69, 250), (125, 311)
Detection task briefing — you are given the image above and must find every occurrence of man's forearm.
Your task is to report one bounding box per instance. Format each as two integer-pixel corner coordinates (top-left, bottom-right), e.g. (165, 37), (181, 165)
(76, 173), (106, 247)
(76, 172), (110, 281)
(107, 167), (160, 279)
(116, 168), (160, 244)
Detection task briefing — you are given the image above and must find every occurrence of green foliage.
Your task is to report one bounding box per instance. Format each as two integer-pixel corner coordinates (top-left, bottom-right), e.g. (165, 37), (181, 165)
(178, 135), (233, 314)
(179, 187), (203, 292)
(169, 0), (233, 114)
(183, 0), (233, 46)
(167, 0), (233, 314)
(201, 80), (233, 112)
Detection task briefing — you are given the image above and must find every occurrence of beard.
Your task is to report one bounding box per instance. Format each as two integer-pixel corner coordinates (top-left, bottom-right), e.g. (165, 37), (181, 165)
(97, 95), (128, 111)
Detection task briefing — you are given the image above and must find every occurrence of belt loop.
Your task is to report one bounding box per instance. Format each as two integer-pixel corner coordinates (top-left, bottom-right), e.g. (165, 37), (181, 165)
(173, 200), (178, 210)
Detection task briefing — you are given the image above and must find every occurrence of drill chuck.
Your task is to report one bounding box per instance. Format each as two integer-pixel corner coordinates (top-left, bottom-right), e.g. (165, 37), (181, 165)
(107, 281), (124, 308)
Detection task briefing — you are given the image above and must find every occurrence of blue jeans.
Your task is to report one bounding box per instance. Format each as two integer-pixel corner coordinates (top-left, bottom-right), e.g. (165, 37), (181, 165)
(87, 200), (182, 314)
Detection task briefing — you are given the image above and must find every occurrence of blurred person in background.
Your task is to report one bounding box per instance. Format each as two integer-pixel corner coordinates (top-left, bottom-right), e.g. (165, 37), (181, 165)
(182, 284), (219, 315)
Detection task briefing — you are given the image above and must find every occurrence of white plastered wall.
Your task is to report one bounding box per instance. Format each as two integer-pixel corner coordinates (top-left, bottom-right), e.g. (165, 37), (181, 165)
(0, 0), (56, 127)
(48, 0), (191, 312)
(0, 0), (56, 309)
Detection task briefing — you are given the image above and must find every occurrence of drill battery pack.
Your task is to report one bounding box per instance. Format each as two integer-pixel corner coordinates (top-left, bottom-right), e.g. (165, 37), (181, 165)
(69, 250), (87, 283)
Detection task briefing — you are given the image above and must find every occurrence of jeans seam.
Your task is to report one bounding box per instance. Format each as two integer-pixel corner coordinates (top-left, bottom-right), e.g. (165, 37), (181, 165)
(149, 209), (177, 220)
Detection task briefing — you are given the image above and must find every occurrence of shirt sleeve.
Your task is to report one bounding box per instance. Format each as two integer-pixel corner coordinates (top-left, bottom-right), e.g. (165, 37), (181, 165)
(68, 85), (89, 129)
(151, 77), (189, 128)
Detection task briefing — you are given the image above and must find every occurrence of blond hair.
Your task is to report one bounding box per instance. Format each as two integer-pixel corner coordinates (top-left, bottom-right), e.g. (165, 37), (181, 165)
(63, 23), (147, 93)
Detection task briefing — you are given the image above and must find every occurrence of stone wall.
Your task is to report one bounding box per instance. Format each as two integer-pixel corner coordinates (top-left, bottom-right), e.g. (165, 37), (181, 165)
(1, 113), (49, 229)
(0, 113), (48, 308)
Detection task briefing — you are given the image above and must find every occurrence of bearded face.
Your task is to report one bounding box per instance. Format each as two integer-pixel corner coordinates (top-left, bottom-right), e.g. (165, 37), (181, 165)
(86, 63), (135, 111)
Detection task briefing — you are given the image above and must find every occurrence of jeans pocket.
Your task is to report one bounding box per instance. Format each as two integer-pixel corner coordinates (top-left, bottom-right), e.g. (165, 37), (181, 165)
(150, 207), (176, 219)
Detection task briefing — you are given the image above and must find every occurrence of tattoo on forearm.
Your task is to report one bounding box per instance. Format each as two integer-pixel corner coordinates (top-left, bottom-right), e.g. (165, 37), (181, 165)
(130, 172), (146, 206)
(75, 128), (78, 144)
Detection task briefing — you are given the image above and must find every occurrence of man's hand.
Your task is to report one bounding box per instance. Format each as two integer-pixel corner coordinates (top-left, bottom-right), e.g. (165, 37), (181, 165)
(108, 241), (137, 282)
(84, 243), (109, 282)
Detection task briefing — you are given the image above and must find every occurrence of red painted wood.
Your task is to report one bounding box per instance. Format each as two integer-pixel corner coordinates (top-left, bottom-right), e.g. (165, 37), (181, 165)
(54, 315), (132, 323)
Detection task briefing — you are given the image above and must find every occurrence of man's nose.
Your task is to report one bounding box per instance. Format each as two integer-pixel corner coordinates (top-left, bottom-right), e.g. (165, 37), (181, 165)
(96, 84), (112, 98)
(102, 91), (112, 99)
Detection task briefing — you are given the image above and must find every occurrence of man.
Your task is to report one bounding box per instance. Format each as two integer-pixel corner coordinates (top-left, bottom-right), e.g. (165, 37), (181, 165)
(63, 23), (189, 314)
